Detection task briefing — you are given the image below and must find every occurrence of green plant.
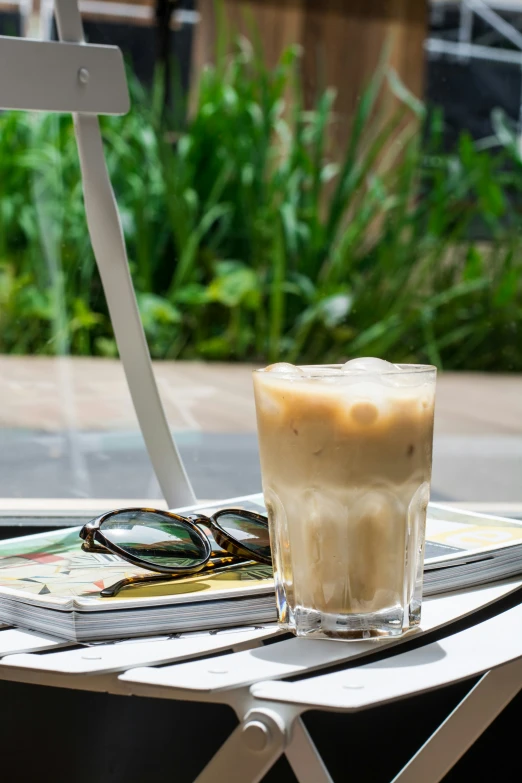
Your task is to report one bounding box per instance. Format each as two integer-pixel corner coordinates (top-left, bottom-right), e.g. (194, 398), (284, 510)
(0, 39), (520, 370)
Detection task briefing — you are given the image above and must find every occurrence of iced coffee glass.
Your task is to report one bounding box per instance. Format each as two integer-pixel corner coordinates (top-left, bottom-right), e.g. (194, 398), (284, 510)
(253, 359), (436, 640)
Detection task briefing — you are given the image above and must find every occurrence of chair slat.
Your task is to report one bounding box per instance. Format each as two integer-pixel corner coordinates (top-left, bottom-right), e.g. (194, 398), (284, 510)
(0, 36), (129, 114)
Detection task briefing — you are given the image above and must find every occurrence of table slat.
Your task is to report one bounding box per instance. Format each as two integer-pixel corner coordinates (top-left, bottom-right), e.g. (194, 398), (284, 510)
(0, 626), (280, 675)
(119, 579), (522, 696)
(252, 602), (522, 711)
(0, 628), (68, 656)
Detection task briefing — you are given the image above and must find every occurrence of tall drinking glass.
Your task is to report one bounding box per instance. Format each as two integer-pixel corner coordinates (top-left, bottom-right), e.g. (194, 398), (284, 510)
(253, 360), (437, 640)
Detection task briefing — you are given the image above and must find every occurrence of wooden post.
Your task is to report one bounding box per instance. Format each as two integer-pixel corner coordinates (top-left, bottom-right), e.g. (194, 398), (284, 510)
(193, 0), (428, 140)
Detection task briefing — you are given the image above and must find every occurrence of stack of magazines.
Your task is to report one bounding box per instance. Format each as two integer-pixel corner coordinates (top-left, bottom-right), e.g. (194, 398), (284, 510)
(0, 494), (521, 642)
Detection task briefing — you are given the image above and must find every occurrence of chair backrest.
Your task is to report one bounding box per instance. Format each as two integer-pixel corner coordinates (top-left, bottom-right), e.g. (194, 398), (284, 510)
(0, 0), (195, 508)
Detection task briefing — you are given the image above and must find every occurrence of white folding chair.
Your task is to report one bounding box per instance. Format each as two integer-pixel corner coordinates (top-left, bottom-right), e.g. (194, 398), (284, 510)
(0, 579), (520, 783)
(0, 0), (195, 508)
(1, 7), (522, 783)
(117, 580), (522, 783)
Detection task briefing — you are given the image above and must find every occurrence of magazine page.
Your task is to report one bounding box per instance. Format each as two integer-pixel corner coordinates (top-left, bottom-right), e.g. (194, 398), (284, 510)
(424, 503), (522, 565)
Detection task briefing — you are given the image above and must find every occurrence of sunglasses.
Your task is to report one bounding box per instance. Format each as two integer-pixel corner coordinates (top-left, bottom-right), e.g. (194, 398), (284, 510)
(80, 507), (271, 597)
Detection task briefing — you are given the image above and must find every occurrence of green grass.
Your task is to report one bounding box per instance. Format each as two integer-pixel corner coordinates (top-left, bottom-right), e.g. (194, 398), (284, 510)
(0, 39), (520, 370)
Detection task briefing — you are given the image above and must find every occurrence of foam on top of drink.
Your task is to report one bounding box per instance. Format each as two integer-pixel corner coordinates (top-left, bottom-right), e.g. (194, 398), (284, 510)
(256, 359), (435, 430)
(261, 359), (431, 389)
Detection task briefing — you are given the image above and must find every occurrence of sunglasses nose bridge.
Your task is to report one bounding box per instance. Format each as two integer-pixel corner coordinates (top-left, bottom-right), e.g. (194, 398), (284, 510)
(186, 513), (211, 525)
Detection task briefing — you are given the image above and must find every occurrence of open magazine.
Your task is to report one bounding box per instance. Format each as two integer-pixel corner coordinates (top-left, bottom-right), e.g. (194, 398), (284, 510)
(423, 503), (522, 594)
(0, 494), (521, 641)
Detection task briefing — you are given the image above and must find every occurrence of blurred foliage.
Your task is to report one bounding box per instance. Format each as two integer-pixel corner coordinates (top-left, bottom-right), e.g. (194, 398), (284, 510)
(0, 37), (520, 370)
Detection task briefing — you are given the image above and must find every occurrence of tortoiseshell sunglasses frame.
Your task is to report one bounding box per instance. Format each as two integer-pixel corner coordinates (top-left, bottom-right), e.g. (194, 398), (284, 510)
(79, 507), (272, 579)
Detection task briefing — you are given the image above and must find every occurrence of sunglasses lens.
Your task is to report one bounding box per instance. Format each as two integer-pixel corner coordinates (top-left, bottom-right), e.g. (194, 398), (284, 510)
(100, 510), (208, 569)
(216, 512), (271, 561)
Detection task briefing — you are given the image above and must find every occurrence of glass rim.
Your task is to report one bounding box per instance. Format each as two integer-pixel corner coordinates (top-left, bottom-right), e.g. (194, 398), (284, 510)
(254, 363), (437, 378)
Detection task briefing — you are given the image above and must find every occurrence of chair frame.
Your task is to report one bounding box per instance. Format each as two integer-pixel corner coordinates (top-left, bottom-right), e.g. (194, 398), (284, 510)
(0, 0), (195, 508)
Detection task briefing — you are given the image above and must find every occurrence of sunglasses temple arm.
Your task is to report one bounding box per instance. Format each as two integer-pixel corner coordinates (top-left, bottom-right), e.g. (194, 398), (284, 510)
(100, 556), (255, 598)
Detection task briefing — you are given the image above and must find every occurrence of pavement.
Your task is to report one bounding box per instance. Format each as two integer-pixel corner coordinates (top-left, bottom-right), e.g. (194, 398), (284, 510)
(0, 356), (521, 504)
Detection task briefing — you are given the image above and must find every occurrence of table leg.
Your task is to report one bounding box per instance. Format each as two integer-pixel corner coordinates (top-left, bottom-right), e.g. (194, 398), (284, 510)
(194, 708), (287, 783)
(391, 657), (522, 783)
(286, 717), (334, 783)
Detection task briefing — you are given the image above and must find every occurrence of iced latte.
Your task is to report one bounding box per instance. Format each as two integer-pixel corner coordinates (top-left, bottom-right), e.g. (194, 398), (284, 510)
(253, 359), (436, 639)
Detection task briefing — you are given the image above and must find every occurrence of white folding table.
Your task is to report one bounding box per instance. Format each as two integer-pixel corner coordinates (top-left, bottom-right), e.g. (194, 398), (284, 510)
(0, 577), (521, 783)
(1, 4), (521, 781)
